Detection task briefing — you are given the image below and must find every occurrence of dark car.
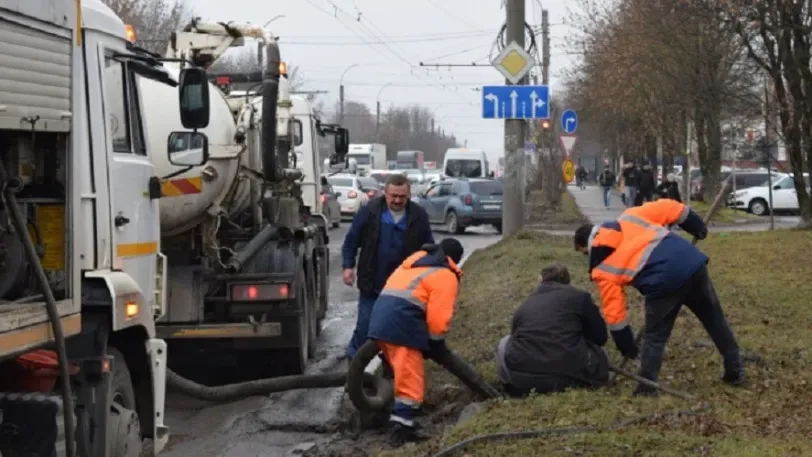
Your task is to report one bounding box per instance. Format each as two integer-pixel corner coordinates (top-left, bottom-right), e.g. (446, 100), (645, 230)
(413, 178), (503, 234)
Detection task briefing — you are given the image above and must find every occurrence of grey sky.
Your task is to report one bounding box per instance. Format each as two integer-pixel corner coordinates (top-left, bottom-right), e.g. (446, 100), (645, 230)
(191, 0), (577, 163)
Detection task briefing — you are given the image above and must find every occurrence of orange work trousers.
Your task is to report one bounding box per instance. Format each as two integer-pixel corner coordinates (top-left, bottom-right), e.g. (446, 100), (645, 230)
(377, 341), (425, 407)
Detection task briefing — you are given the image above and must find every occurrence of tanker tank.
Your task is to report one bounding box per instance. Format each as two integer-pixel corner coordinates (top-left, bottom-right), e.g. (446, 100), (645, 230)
(139, 66), (255, 238)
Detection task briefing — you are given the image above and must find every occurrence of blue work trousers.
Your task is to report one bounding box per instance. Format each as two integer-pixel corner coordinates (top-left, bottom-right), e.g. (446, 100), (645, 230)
(602, 186), (613, 208)
(346, 293), (379, 359)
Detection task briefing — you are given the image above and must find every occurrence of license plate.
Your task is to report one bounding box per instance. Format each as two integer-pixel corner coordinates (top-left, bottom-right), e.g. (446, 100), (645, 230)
(483, 204), (501, 210)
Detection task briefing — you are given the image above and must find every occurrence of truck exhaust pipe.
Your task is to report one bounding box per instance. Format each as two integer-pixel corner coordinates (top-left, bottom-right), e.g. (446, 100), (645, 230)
(262, 41), (281, 183)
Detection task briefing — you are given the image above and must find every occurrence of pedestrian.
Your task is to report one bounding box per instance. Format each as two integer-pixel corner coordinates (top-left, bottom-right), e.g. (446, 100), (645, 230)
(495, 263), (610, 397)
(341, 173), (434, 360)
(655, 173), (682, 202)
(622, 161), (640, 208)
(572, 199), (745, 396)
(598, 163), (616, 209)
(576, 165), (588, 189)
(366, 239), (464, 445)
(635, 161), (656, 206)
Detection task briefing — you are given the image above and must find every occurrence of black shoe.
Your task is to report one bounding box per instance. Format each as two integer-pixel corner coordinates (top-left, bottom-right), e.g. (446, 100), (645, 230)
(722, 356), (746, 386)
(388, 422), (429, 447)
(633, 383), (659, 397)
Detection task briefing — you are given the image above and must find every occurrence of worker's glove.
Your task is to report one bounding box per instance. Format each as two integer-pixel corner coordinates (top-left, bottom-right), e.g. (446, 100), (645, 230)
(611, 326), (639, 360)
(695, 226), (708, 240)
(423, 339), (447, 360)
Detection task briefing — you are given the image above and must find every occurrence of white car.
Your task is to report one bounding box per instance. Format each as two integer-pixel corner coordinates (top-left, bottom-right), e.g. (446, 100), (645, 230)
(728, 172), (810, 215)
(327, 174), (370, 219)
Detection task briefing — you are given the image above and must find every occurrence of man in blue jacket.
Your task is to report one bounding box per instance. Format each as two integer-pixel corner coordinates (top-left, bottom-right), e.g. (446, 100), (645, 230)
(342, 173), (434, 359)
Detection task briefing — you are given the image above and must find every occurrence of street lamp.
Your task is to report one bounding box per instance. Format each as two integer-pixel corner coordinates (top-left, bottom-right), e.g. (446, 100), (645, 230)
(375, 82), (393, 134)
(339, 64), (360, 124)
(263, 15), (285, 27)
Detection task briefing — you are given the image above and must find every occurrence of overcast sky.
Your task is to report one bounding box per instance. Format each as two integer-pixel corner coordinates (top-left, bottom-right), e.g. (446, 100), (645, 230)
(191, 0), (580, 163)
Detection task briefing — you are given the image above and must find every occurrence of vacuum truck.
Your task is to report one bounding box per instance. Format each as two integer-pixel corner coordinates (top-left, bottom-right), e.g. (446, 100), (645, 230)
(0, 0), (212, 455)
(137, 20), (349, 377)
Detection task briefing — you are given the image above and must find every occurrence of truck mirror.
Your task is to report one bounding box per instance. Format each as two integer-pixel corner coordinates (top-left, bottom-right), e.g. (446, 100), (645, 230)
(334, 128), (349, 155)
(178, 67), (211, 129)
(167, 131), (209, 166)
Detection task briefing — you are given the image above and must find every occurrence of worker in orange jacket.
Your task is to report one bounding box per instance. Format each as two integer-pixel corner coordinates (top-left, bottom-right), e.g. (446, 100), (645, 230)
(366, 238), (464, 446)
(573, 198), (745, 396)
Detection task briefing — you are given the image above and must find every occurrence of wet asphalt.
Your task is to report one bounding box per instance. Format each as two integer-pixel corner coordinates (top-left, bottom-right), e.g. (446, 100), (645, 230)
(160, 223), (502, 457)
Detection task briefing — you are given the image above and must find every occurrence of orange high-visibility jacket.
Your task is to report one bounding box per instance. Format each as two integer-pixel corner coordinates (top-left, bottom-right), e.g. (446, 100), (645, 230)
(366, 245), (462, 351)
(587, 199), (708, 330)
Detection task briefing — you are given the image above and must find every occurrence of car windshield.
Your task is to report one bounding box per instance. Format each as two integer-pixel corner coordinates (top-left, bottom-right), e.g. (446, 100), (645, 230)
(445, 159), (482, 178)
(328, 177), (354, 187)
(369, 173), (389, 183)
(349, 154), (370, 165)
(359, 177), (378, 189)
(469, 181), (503, 195)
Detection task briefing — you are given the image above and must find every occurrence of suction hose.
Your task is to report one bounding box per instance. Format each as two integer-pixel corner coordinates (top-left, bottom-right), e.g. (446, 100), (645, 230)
(347, 340), (502, 413)
(165, 367), (392, 403)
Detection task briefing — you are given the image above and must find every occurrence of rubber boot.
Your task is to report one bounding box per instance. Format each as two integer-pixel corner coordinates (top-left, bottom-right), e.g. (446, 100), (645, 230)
(388, 422), (429, 447)
(721, 353), (746, 386)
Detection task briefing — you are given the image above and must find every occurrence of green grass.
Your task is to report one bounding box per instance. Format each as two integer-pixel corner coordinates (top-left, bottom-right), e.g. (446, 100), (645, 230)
(381, 230), (812, 457)
(526, 190), (588, 227)
(690, 201), (760, 224)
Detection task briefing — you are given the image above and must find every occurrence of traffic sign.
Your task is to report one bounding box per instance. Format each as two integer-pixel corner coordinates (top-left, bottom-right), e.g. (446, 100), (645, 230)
(482, 85), (550, 119)
(491, 41), (536, 84)
(559, 135), (577, 156)
(561, 109), (578, 134)
(562, 159), (575, 183)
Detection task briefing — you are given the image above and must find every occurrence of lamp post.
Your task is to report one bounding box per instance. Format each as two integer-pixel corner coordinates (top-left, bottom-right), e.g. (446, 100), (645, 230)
(375, 82), (393, 135)
(339, 64), (360, 124)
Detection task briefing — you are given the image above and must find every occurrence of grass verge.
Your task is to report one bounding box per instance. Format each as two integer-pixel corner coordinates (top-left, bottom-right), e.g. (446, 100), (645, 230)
(381, 230), (812, 457)
(526, 190), (588, 228)
(690, 201), (760, 224)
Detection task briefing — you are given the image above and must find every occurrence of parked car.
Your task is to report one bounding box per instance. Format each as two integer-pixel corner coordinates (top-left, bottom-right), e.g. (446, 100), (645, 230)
(319, 175), (341, 228)
(358, 176), (382, 199)
(691, 169), (772, 201)
(413, 178), (503, 234)
(327, 174), (370, 220)
(728, 173), (810, 215)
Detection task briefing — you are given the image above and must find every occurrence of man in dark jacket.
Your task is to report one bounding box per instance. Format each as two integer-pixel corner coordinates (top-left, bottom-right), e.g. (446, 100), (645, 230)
(598, 164), (616, 209)
(635, 161), (656, 206)
(621, 162), (639, 208)
(495, 264), (610, 396)
(342, 173), (434, 359)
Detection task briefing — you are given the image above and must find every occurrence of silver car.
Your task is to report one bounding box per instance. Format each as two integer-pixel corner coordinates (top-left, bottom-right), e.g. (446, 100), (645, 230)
(327, 174), (370, 220)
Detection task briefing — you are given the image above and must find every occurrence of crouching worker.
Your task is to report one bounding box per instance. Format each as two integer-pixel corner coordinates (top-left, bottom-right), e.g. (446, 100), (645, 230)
(366, 238), (464, 446)
(495, 263), (610, 397)
(573, 198), (745, 396)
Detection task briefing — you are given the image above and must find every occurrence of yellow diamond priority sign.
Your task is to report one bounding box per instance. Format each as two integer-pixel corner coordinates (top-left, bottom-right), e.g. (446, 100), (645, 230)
(492, 41), (535, 84)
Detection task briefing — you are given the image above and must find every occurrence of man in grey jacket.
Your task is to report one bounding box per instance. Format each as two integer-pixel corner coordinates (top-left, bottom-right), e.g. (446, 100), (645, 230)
(495, 263), (610, 396)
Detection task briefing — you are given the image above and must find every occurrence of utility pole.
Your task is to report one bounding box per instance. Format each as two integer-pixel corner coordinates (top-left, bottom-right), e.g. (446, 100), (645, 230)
(503, 0), (526, 237)
(541, 9), (549, 85)
(339, 85), (345, 124)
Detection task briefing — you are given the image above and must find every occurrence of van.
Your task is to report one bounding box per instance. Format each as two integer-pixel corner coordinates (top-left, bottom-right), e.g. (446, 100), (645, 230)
(443, 148), (490, 178)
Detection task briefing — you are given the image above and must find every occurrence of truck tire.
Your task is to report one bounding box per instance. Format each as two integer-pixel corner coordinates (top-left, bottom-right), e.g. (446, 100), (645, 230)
(307, 267), (318, 359)
(107, 348), (142, 457)
(316, 248), (329, 325)
(286, 276), (310, 375)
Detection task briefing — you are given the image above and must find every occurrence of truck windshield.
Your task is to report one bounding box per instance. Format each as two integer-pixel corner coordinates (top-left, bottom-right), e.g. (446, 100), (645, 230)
(349, 154), (370, 165)
(446, 159), (483, 178)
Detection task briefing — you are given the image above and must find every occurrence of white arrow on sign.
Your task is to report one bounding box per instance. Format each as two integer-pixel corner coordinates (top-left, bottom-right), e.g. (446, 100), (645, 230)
(485, 93), (499, 117)
(529, 90), (545, 117)
(559, 135), (578, 156)
(509, 90), (518, 118)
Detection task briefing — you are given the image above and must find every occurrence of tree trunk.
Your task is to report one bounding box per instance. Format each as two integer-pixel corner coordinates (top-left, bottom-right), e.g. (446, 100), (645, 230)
(704, 91), (724, 201)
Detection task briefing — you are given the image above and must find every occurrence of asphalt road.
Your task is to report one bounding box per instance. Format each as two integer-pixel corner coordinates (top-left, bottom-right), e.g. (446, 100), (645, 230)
(161, 223), (501, 457)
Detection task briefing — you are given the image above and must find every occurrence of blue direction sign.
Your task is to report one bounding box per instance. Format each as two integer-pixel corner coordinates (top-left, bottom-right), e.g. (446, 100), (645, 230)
(561, 109), (578, 134)
(482, 85), (550, 119)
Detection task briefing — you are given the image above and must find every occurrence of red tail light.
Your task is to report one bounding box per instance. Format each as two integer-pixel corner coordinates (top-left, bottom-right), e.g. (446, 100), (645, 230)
(348, 190), (358, 199)
(463, 194), (473, 205)
(231, 283), (289, 301)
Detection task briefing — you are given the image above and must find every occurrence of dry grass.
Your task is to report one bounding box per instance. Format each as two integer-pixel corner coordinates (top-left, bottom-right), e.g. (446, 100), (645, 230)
(526, 190), (588, 228)
(381, 229), (812, 457)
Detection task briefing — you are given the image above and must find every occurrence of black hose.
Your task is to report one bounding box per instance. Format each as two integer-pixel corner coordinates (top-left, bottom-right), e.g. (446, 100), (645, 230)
(430, 404), (712, 457)
(0, 168), (76, 457)
(165, 367), (390, 403)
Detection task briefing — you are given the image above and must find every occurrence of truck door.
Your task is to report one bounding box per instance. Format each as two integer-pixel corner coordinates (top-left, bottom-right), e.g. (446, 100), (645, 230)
(99, 50), (159, 310)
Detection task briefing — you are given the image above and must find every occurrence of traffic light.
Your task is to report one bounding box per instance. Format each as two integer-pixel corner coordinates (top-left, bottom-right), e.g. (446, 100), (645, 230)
(541, 120), (550, 129)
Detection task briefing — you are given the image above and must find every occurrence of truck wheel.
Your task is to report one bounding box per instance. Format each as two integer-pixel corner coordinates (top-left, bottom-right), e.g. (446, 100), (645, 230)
(286, 277), (310, 375)
(307, 269), (318, 359)
(107, 348), (142, 457)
